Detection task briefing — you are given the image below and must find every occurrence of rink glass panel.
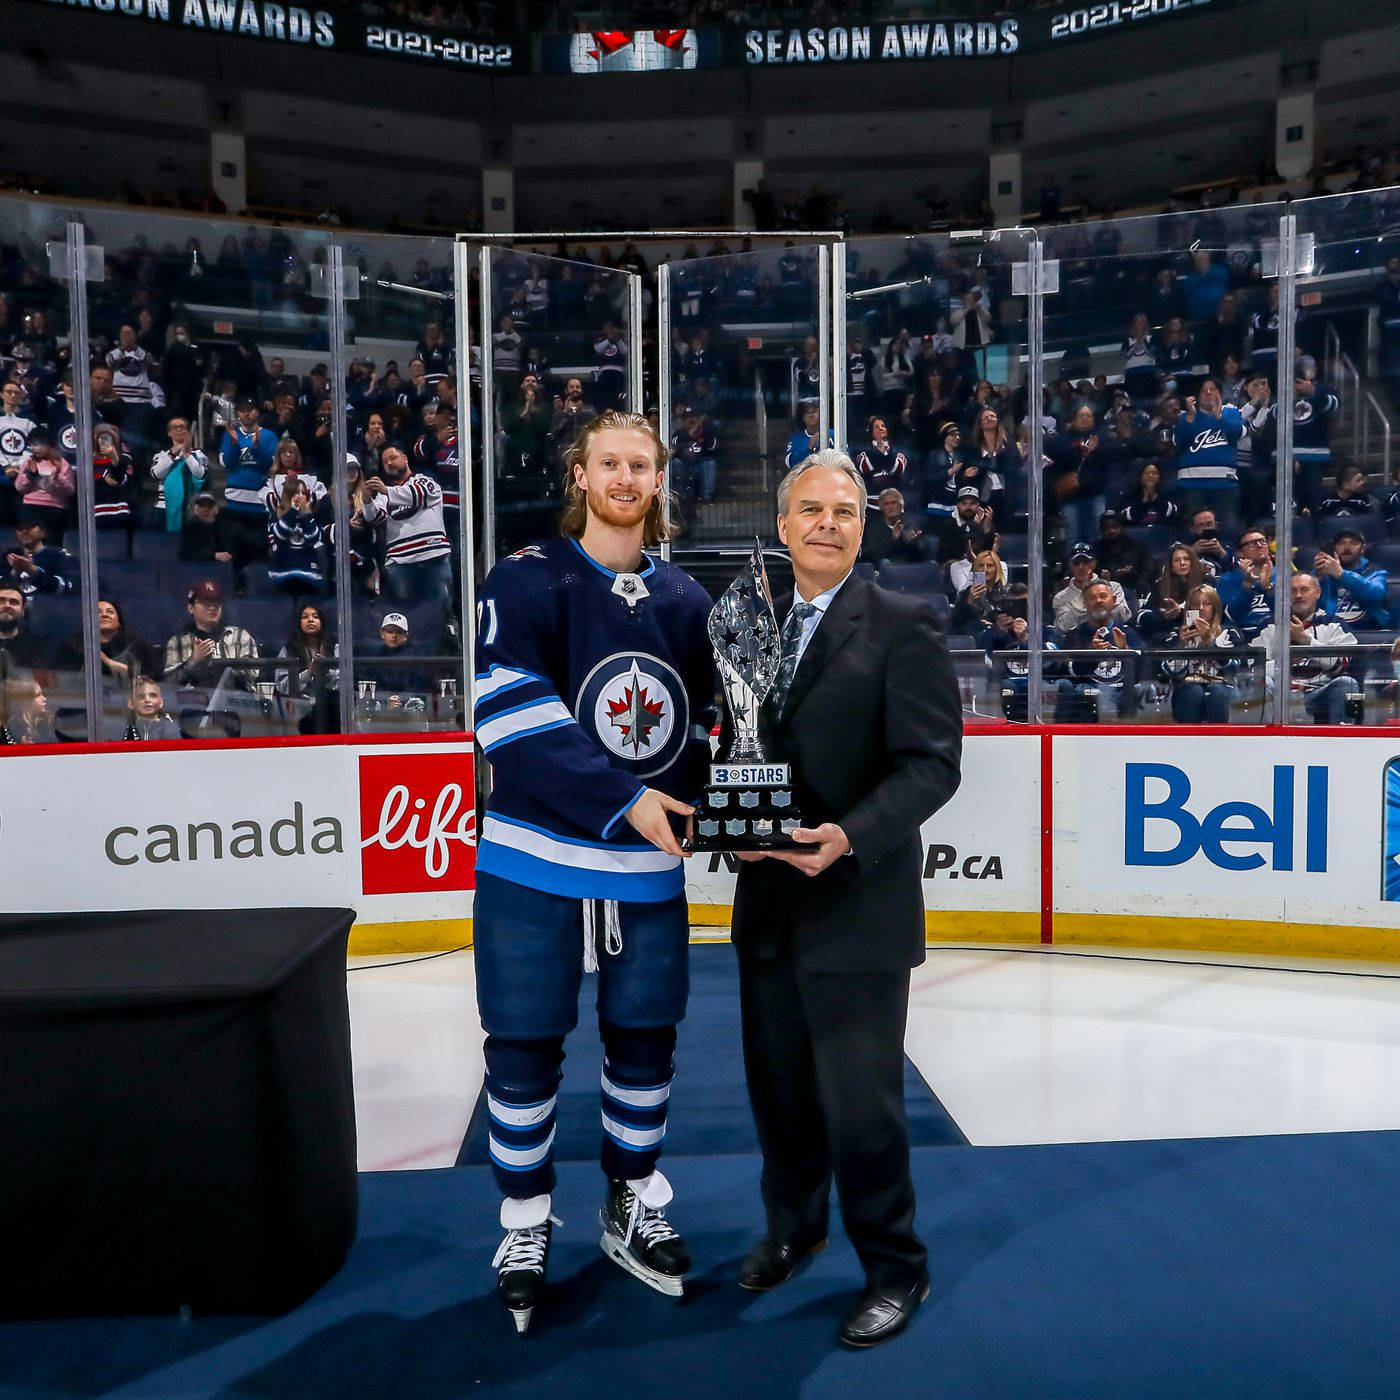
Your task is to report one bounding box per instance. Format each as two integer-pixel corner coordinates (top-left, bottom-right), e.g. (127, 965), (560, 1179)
(0, 196), (94, 744)
(842, 230), (1032, 725)
(662, 241), (830, 557)
(481, 247), (638, 568)
(76, 209), (338, 740)
(1289, 186), (1400, 727)
(338, 228), (463, 736)
(1030, 202), (1289, 727)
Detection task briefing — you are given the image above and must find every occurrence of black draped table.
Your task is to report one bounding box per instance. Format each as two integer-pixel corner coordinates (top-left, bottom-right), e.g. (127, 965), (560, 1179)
(0, 907), (358, 1316)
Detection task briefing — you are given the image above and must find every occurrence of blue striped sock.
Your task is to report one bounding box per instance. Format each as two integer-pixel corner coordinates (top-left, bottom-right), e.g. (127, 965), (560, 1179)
(600, 1056), (672, 1182)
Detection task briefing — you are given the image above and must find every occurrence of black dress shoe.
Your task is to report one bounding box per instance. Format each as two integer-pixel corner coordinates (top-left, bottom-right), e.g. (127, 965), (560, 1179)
(736, 1235), (827, 1291)
(837, 1277), (930, 1348)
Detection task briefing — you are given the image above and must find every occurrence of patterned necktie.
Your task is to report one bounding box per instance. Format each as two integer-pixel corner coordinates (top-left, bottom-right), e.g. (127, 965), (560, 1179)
(770, 601), (817, 715)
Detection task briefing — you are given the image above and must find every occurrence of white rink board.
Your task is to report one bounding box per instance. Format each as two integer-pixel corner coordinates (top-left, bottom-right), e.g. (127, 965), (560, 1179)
(685, 732), (1041, 917)
(1055, 733), (1400, 930)
(7, 732), (1400, 943)
(0, 740), (476, 924)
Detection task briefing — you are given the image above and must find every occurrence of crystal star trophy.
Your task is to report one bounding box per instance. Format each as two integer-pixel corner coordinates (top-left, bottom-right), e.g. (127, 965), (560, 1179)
(685, 541), (806, 852)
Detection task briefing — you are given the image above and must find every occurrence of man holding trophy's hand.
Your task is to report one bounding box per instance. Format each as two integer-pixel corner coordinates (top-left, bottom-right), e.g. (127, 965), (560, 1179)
(727, 449), (963, 1350)
(471, 410), (715, 1334)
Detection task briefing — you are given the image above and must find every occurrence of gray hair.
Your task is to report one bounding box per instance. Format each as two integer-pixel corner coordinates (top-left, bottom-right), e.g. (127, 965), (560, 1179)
(777, 448), (866, 516)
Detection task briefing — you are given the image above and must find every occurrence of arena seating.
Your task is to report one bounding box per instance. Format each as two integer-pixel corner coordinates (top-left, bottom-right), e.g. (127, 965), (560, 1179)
(2, 175), (1398, 739)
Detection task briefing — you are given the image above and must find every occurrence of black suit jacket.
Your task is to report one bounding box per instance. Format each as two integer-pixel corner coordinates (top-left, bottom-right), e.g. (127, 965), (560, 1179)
(730, 573), (963, 974)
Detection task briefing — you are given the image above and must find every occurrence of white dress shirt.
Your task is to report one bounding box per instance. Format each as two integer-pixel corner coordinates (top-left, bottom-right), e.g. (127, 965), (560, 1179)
(787, 570), (853, 668)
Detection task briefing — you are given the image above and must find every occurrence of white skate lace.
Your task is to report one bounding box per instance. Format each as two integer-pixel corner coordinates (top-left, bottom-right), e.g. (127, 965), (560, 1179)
(625, 1194), (679, 1250)
(493, 1217), (561, 1273)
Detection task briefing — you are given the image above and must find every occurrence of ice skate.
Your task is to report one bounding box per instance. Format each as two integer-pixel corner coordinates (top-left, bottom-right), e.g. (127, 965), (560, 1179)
(599, 1170), (689, 1297)
(492, 1195), (559, 1333)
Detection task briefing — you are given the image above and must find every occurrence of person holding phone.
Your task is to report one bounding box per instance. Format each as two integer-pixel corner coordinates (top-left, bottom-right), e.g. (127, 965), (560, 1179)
(950, 546), (1007, 631)
(1186, 506), (1234, 583)
(1056, 579), (1145, 722)
(1161, 585), (1242, 723)
(1315, 528), (1390, 632)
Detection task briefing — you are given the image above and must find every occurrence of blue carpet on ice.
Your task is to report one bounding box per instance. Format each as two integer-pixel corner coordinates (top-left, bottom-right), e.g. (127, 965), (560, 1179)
(5, 1132), (1400, 1398)
(456, 942), (966, 1167)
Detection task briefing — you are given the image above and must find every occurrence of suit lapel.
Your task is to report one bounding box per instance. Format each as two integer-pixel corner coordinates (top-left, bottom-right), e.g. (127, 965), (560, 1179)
(778, 574), (865, 723)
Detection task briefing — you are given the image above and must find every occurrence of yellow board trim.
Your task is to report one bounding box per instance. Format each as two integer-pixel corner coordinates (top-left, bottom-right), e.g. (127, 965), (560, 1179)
(348, 908), (1042, 955)
(696, 905), (1040, 943)
(925, 910), (1041, 942)
(1053, 913), (1400, 963)
(350, 919), (473, 956)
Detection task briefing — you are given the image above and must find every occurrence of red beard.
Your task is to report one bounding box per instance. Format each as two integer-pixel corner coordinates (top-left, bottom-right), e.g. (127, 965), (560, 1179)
(585, 482), (653, 531)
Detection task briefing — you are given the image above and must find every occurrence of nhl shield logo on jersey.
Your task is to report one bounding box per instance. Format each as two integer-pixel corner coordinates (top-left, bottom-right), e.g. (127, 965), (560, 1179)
(576, 651), (688, 777)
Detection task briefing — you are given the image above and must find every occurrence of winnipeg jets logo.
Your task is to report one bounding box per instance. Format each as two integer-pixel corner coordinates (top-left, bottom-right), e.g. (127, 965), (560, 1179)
(606, 661), (666, 755)
(506, 545), (546, 561)
(578, 651), (686, 775)
(0, 428), (27, 457)
(1187, 429), (1229, 453)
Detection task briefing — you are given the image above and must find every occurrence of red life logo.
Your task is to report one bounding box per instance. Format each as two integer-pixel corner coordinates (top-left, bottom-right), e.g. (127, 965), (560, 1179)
(359, 752), (476, 895)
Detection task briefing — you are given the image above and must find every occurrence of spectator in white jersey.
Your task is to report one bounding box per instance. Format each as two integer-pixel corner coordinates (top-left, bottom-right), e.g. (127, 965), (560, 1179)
(105, 323), (161, 464)
(593, 322), (628, 411)
(1252, 572), (1359, 724)
(360, 446), (452, 606)
(263, 437), (327, 516)
(492, 312), (523, 404)
(1121, 313), (1159, 403)
(150, 414), (209, 533)
(0, 378), (37, 525)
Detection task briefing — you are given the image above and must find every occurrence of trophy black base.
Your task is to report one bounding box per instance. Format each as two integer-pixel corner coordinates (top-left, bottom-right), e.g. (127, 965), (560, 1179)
(683, 762), (808, 853)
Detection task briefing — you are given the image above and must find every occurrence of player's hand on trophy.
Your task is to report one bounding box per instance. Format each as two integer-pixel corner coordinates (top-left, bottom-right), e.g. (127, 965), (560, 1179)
(625, 788), (695, 859)
(770, 823), (850, 877)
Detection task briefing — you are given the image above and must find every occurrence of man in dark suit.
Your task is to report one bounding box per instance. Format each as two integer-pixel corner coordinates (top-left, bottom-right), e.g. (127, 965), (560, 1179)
(732, 449), (963, 1348)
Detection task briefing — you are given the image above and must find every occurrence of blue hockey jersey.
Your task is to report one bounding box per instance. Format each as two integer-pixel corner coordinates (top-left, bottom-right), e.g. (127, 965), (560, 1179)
(473, 536), (716, 902)
(220, 426), (279, 515)
(1174, 405), (1243, 487)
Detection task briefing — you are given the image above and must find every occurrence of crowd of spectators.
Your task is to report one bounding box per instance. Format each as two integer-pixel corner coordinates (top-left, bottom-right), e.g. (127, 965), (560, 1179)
(829, 207), (1400, 725)
(2, 186), (1399, 740)
(0, 222), (477, 741)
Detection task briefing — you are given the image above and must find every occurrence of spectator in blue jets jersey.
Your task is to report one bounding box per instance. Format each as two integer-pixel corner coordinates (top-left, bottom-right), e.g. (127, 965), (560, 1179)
(219, 397), (279, 573)
(1172, 378), (1243, 526)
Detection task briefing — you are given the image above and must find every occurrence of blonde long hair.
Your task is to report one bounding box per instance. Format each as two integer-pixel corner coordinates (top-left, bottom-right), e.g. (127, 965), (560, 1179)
(560, 410), (675, 547)
(1184, 584), (1223, 641)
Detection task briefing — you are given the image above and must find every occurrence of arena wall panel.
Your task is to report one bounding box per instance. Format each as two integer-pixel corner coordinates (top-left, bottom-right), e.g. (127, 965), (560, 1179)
(4, 730), (1399, 960)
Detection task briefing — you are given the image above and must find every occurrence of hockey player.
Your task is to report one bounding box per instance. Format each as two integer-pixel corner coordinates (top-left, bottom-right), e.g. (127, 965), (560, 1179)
(472, 409), (715, 1333)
